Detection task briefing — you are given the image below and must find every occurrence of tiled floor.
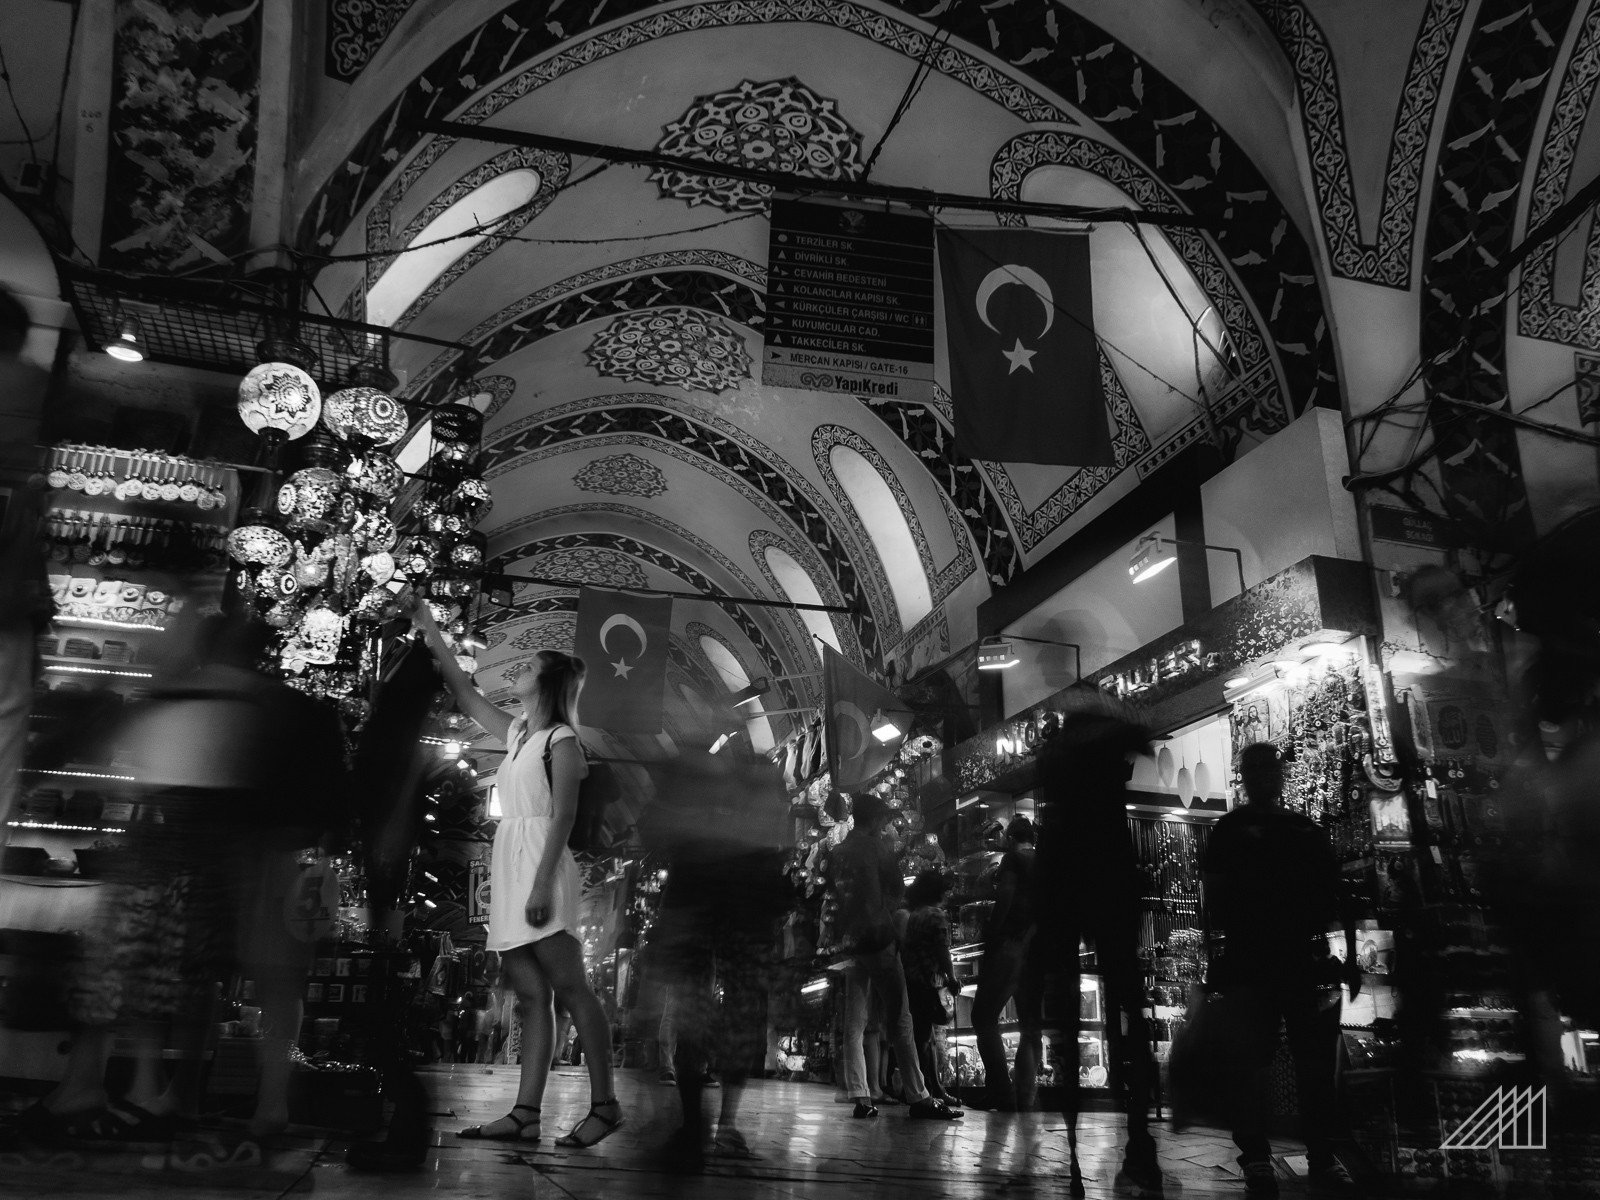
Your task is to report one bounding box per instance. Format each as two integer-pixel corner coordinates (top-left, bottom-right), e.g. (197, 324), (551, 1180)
(1, 1065), (1305, 1198)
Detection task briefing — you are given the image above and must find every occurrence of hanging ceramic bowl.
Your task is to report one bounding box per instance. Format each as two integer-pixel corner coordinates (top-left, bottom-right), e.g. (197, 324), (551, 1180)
(1157, 744), (1176, 787)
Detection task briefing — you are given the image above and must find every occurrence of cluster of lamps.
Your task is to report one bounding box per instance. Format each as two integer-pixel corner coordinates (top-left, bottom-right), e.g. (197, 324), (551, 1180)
(225, 338), (491, 704)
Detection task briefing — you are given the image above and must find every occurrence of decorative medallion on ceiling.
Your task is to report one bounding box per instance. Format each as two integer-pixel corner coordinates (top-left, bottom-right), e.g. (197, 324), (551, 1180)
(508, 615), (579, 653)
(651, 76), (865, 212)
(573, 452), (669, 498)
(584, 308), (751, 392)
(526, 546), (649, 592)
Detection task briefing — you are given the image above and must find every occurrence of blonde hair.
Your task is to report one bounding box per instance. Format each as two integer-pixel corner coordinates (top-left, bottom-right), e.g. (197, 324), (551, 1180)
(526, 649), (586, 730)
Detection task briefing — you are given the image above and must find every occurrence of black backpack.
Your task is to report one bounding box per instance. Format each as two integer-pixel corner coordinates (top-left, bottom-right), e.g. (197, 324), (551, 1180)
(541, 728), (621, 855)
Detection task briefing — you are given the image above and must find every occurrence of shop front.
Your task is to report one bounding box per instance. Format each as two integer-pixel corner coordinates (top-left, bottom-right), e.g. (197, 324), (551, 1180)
(943, 554), (1385, 1109)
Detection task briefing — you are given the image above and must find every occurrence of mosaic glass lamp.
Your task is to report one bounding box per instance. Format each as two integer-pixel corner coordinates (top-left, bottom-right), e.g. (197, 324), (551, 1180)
(238, 363), (322, 446)
(323, 387), (410, 448)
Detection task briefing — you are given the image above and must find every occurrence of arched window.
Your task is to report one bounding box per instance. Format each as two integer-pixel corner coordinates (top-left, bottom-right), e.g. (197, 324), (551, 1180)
(366, 169), (542, 328)
(699, 635), (774, 752)
(829, 444), (931, 629)
(762, 545), (839, 654)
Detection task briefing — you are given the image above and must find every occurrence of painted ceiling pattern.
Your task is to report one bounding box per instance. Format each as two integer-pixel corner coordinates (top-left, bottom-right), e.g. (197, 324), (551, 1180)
(1516, 0), (1600, 349)
(651, 77), (866, 212)
(481, 394), (889, 658)
(486, 501), (816, 696)
(573, 452), (670, 498)
(1250, 0), (1466, 288)
(584, 308), (753, 392)
(524, 546), (648, 590)
(277, 0), (1600, 742)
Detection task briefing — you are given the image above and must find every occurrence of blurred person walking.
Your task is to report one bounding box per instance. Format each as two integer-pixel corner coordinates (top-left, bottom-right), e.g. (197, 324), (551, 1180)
(971, 816), (1039, 1111)
(1032, 707), (1162, 1196)
(899, 869), (961, 1106)
(834, 793), (962, 1122)
(1201, 742), (1360, 1198)
(641, 738), (790, 1166)
(408, 598), (622, 1149)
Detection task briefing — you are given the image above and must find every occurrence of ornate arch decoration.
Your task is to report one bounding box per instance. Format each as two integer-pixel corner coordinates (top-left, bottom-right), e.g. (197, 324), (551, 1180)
(480, 394), (887, 662)
(991, 130), (1292, 440)
(1250, 0), (1467, 288)
(364, 146), (570, 330)
(490, 530), (809, 712)
(685, 619), (761, 692)
(749, 528), (857, 665)
(811, 424), (974, 606)
(485, 501), (814, 685)
(1516, 1), (1600, 349)
(408, 252), (768, 396)
(296, 0), (1339, 407)
(406, 268), (768, 408)
(1419, 0), (1571, 552)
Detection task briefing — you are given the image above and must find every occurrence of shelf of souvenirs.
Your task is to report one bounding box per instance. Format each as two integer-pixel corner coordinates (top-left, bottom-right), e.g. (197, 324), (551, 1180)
(40, 444), (240, 511)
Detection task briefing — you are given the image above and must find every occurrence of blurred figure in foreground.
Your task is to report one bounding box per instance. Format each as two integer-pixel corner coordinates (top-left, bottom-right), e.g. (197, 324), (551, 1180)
(1031, 706), (1160, 1197)
(1201, 742), (1359, 1199)
(834, 793), (962, 1123)
(971, 815), (1038, 1111)
(641, 739), (791, 1166)
(30, 612), (347, 1162)
(1493, 510), (1600, 1119)
(899, 869), (961, 1106)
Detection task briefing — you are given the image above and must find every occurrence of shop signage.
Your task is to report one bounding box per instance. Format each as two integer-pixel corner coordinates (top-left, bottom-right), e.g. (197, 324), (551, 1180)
(467, 859), (490, 926)
(761, 199), (935, 402)
(953, 556), (1378, 793)
(1370, 505), (1451, 551)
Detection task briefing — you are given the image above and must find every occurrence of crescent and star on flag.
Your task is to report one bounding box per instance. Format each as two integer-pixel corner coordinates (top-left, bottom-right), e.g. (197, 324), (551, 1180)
(975, 265), (1055, 376)
(598, 612), (647, 679)
(832, 700), (871, 765)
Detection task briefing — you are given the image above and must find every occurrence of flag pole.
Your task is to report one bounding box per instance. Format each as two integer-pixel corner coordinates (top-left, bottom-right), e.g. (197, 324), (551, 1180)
(489, 570), (855, 614)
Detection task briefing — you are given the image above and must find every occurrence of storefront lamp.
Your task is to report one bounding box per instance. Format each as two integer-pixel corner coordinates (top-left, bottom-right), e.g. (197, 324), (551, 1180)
(870, 708), (905, 744)
(1130, 533), (1246, 594)
(977, 637), (1019, 670)
(1128, 535), (1178, 582)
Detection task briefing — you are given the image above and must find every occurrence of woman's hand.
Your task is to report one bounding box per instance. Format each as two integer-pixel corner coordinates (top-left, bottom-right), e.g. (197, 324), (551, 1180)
(525, 881), (555, 928)
(400, 588), (438, 633)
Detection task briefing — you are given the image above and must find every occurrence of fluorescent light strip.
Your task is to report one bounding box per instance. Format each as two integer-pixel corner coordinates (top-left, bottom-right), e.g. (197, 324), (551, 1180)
(6, 820), (126, 833)
(23, 767), (137, 782)
(45, 664), (154, 679)
(54, 616), (166, 632)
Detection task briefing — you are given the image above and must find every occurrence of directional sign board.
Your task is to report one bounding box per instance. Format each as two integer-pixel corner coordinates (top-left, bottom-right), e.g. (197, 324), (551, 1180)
(762, 199), (935, 401)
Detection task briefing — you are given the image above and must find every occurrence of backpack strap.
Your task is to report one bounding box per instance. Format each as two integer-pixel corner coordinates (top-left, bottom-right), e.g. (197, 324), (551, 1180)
(540, 724), (580, 787)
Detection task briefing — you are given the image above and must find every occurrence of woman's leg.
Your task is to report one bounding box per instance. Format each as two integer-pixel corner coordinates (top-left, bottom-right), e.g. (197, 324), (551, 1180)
(530, 933), (621, 1140)
(465, 946), (552, 1135)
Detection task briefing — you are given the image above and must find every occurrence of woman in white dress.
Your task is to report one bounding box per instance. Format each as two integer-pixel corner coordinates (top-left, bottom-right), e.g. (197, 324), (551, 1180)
(408, 599), (623, 1148)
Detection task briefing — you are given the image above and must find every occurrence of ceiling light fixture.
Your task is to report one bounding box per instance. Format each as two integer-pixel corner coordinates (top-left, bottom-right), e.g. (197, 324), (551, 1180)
(709, 731), (735, 754)
(977, 637), (1020, 670)
(870, 708), (905, 744)
(1129, 532), (1247, 594)
(728, 677), (771, 708)
(104, 314), (145, 362)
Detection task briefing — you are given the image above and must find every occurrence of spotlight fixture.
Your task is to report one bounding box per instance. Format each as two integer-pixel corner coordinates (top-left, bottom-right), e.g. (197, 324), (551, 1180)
(1128, 534), (1178, 583)
(1129, 532), (1246, 593)
(727, 676), (772, 708)
(104, 314), (145, 362)
(977, 637), (1020, 670)
(709, 731), (735, 754)
(870, 708), (906, 744)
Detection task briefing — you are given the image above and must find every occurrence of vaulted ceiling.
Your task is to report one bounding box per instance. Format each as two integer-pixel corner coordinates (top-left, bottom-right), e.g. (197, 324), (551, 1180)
(23, 0), (1597, 762)
(285, 0), (1346, 758)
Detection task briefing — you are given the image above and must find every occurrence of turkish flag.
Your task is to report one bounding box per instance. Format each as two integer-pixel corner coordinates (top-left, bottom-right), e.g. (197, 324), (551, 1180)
(937, 227), (1114, 467)
(573, 587), (672, 734)
(823, 645), (908, 791)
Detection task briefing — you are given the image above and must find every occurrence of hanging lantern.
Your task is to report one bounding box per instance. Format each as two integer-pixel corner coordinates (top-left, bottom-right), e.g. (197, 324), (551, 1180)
(451, 476), (492, 517)
(238, 363), (322, 443)
(450, 539), (485, 572)
(351, 509), (397, 553)
(323, 387), (410, 448)
(226, 521), (292, 568)
(360, 551), (396, 587)
(432, 403), (483, 445)
(352, 586), (393, 622)
(348, 453), (403, 501)
(277, 467), (343, 532)
(293, 554), (329, 589)
(398, 536), (440, 578)
(299, 604), (345, 666)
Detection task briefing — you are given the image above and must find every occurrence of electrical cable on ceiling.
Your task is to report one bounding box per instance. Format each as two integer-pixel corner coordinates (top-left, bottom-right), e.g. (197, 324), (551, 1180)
(48, 0), (80, 200)
(0, 42), (41, 168)
(860, 20), (954, 181)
